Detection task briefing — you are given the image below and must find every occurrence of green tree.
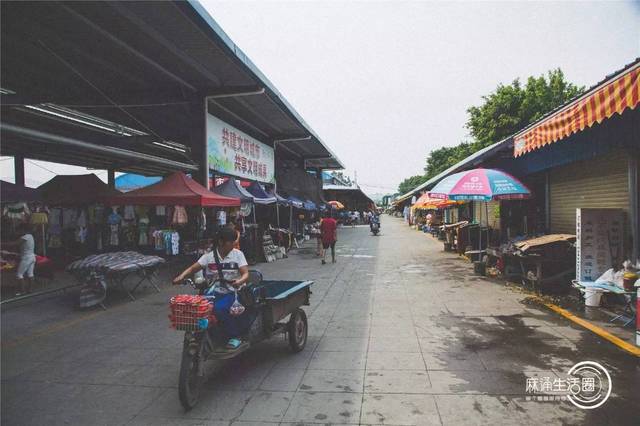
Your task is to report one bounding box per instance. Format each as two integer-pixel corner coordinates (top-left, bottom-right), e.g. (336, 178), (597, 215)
(397, 68), (584, 193)
(398, 174), (429, 195)
(466, 68), (583, 148)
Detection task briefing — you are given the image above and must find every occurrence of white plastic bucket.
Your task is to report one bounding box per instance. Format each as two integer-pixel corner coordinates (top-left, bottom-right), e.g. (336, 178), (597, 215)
(584, 288), (603, 307)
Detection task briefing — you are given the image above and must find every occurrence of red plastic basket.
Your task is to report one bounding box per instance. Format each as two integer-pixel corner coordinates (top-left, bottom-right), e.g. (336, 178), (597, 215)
(169, 295), (215, 331)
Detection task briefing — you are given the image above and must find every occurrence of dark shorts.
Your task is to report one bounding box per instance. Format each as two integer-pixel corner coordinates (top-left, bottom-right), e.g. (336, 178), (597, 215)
(322, 241), (336, 250)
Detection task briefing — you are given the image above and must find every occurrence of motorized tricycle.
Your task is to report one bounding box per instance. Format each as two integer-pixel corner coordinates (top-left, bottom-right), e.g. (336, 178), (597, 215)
(170, 271), (312, 410)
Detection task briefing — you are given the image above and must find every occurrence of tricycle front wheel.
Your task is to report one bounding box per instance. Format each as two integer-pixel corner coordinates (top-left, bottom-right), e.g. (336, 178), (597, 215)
(178, 339), (204, 411)
(287, 308), (308, 353)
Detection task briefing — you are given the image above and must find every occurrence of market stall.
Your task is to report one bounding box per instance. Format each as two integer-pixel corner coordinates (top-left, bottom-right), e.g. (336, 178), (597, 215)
(430, 168), (531, 262)
(106, 172), (240, 259)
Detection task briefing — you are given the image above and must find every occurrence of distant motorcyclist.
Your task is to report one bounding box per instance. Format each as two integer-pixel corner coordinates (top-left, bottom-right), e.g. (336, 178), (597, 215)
(369, 212), (380, 232)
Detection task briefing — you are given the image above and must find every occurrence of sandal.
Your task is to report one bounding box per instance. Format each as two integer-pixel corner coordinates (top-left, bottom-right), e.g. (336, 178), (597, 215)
(226, 338), (242, 350)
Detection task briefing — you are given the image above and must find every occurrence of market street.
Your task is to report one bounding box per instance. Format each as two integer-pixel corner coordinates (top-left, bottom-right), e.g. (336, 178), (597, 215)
(2, 216), (639, 426)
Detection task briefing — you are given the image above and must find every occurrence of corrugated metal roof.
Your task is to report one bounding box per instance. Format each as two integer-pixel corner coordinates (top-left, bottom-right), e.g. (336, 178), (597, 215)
(185, 0), (344, 169)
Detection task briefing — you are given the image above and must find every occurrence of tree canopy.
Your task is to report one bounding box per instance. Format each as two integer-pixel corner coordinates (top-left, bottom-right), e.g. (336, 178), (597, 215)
(397, 69), (584, 194)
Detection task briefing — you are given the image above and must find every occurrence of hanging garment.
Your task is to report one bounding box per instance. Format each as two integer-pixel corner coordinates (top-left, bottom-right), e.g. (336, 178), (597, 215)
(88, 205), (105, 225)
(153, 230), (164, 251)
(62, 208), (78, 229)
(171, 232), (180, 255)
(156, 205), (166, 216)
(162, 232), (171, 255)
(107, 211), (122, 225)
(123, 224), (137, 246)
(138, 217), (150, 246)
(48, 208), (62, 237)
(76, 226), (88, 244)
(3, 202), (31, 222)
(172, 206), (188, 225)
(109, 224), (120, 246)
(77, 210), (87, 227)
(123, 205), (136, 220)
(30, 212), (49, 225)
(200, 209), (207, 230)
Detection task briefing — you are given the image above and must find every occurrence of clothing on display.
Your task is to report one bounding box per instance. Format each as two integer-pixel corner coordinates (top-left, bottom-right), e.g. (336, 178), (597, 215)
(30, 211), (48, 225)
(123, 205), (136, 220)
(77, 210), (87, 227)
(47, 208), (62, 248)
(172, 205), (188, 225)
(138, 217), (150, 246)
(123, 225), (137, 246)
(76, 226), (88, 244)
(107, 210), (122, 225)
(3, 202), (31, 222)
(62, 208), (77, 229)
(217, 210), (227, 226)
(87, 205), (105, 225)
(152, 230), (180, 255)
(109, 224), (120, 246)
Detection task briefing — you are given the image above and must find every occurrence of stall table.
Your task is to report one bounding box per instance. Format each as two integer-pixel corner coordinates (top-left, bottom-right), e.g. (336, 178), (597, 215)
(572, 280), (637, 326)
(67, 251), (165, 308)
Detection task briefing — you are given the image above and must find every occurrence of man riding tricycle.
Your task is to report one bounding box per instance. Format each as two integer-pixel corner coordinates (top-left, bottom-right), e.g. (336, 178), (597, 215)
(171, 227), (312, 410)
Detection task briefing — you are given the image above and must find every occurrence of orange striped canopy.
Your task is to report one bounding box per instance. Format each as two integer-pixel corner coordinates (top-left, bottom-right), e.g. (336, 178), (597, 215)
(412, 193), (458, 210)
(514, 63), (639, 157)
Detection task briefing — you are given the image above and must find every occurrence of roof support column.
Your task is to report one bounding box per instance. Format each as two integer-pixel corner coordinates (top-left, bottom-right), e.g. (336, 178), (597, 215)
(14, 155), (24, 187)
(108, 169), (116, 189)
(629, 154), (638, 261)
(190, 98), (209, 189)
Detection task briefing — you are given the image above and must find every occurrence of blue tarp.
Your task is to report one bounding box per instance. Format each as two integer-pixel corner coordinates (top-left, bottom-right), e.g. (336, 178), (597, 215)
(287, 195), (304, 209)
(115, 174), (161, 192)
(265, 189), (290, 206)
(246, 182), (276, 205)
(303, 199), (317, 211)
(213, 179), (254, 203)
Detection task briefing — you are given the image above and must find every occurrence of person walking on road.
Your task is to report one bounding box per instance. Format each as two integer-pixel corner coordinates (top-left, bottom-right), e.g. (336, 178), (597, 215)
(320, 212), (338, 265)
(10, 223), (36, 296)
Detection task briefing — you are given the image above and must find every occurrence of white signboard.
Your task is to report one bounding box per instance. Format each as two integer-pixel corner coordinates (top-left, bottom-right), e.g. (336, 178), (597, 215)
(207, 114), (275, 183)
(576, 208), (624, 281)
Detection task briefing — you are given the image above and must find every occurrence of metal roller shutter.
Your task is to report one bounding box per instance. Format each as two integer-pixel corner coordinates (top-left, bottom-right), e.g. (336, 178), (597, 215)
(550, 150), (629, 234)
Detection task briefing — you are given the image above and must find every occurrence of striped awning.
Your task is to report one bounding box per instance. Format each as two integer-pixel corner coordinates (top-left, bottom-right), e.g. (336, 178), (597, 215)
(514, 62), (640, 157)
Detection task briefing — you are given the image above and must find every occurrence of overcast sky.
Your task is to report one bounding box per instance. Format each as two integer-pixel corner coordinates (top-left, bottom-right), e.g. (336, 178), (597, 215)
(2, 1), (638, 193)
(202, 0), (640, 196)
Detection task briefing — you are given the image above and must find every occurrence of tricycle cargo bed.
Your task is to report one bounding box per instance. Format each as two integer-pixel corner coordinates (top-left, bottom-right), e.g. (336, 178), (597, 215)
(259, 280), (313, 327)
(261, 280), (313, 300)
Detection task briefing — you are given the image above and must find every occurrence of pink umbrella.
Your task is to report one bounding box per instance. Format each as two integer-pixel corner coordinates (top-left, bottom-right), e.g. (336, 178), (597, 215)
(428, 168), (531, 201)
(429, 169), (531, 257)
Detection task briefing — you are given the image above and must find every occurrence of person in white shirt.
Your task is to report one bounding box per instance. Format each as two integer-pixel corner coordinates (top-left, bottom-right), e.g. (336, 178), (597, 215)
(173, 227), (250, 350)
(12, 224), (36, 296)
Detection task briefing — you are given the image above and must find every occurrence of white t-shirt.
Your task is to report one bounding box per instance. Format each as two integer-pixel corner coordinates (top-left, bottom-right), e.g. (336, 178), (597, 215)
(197, 248), (248, 284)
(19, 234), (35, 259)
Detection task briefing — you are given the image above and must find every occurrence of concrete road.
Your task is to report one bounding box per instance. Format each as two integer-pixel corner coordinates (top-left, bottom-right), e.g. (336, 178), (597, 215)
(2, 217), (638, 425)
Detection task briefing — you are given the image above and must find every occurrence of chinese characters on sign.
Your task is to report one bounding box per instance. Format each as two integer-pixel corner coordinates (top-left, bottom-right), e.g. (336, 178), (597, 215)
(206, 114), (275, 184)
(576, 209), (625, 281)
